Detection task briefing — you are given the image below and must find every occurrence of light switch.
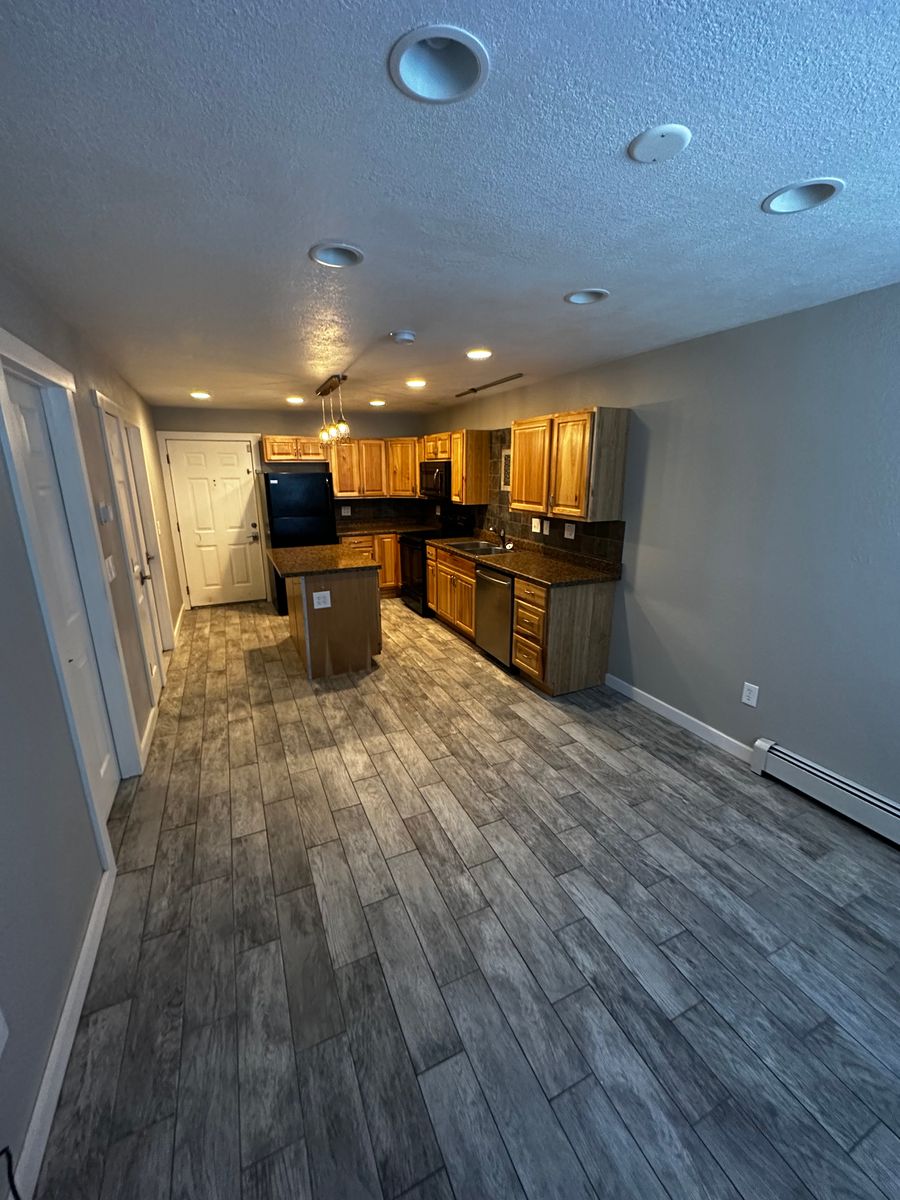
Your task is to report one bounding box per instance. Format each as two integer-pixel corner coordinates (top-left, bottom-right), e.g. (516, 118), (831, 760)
(531, 517), (541, 533)
(96, 502), (113, 525)
(312, 590), (332, 609)
(564, 523), (576, 539)
(542, 519), (550, 535)
(104, 555), (116, 581)
(341, 505), (351, 517)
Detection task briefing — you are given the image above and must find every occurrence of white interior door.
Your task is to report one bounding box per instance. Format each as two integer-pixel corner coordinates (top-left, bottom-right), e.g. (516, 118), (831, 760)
(126, 423), (175, 649)
(3, 371), (119, 818)
(168, 438), (266, 606)
(102, 409), (164, 703)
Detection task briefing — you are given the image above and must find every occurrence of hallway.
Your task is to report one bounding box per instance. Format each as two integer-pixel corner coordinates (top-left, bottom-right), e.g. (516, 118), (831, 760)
(37, 601), (900, 1199)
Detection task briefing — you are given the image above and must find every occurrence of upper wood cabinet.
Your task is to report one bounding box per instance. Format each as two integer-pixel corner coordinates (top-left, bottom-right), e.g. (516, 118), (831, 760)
(509, 417), (552, 513)
(330, 441), (360, 496)
(262, 435), (328, 462)
(423, 432), (451, 460)
(450, 429), (490, 505)
(548, 410), (593, 518)
(387, 438), (418, 497)
(358, 439), (386, 496)
(510, 407), (628, 521)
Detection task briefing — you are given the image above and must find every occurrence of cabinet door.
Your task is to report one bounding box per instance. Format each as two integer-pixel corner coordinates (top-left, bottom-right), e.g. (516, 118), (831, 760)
(359, 440), (386, 496)
(549, 410), (593, 518)
(374, 534), (399, 588)
(450, 431), (465, 502)
(424, 435), (439, 460)
(387, 439), (417, 497)
(263, 435), (299, 461)
(331, 441), (360, 496)
(510, 417), (551, 512)
(426, 559), (436, 608)
(296, 438), (328, 461)
(435, 432), (451, 458)
(436, 564), (454, 619)
(454, 573), (475, 638)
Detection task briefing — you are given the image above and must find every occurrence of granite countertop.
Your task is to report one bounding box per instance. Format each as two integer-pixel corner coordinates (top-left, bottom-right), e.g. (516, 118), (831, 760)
(337, 522), (442, 536)
(268, 546), (380, 577)
(429, 538), (621, 588)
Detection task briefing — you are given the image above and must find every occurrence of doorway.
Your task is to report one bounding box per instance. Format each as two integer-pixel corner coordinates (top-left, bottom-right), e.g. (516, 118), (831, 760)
(161, 434), (267, 607)
(0, 361), (120, 825)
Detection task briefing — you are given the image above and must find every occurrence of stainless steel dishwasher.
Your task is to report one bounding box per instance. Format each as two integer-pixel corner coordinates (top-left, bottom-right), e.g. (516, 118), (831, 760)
(475, 565), (513, 666)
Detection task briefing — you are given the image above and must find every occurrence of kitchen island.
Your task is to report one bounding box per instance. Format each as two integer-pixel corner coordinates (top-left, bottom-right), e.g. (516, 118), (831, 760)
(268, 546), (381, 679)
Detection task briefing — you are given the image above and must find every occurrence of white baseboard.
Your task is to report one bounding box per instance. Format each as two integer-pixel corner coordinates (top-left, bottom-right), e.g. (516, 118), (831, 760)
(12, 866), (116, 1200)
(171, 602), (185, 645)
(605, 675), (753, 764)
(138, 703), (159, 770)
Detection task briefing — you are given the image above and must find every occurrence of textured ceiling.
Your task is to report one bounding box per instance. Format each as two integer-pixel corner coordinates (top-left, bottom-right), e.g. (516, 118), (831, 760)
(1, 0), (899, 413)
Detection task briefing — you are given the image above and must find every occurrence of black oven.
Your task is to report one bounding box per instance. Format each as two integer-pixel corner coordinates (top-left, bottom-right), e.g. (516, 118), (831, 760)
(399, 513), (474, 615)
(419, 460), (450, 499)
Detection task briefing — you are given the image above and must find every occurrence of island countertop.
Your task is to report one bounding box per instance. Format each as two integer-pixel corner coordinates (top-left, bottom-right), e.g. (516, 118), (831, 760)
(268, 545), (380, 578)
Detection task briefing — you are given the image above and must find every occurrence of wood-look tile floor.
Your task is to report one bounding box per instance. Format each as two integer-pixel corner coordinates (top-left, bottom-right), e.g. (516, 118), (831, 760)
(37, 600), (900, 1199)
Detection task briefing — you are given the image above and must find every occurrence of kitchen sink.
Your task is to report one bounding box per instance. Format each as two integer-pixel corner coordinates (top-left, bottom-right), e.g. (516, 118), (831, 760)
(449, 540), (512, 555)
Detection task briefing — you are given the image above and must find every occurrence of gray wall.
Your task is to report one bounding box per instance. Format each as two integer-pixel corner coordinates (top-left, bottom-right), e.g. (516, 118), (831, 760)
(0, 446), (104, 1160)
(0, 258), (177, 1161)
(154, 405), (428, 440)
(435, 284), (900, 800)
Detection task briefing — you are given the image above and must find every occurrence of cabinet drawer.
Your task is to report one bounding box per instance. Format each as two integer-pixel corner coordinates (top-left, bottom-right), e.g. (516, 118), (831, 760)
(512, 634), (544, 681)
(341, 535), (374, 551)
(514, 599), (545, 645)
(514, 578), (548, 609)
(446, 553), (475, 581)
(426, 544), (436, 560)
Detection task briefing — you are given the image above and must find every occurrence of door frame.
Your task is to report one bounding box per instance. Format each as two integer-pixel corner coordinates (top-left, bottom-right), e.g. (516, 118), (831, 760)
(157, 429), (266, 609)
(126, 423), (175, 648)
(0, 326), (135, 856)
(94, 392), (168, 696)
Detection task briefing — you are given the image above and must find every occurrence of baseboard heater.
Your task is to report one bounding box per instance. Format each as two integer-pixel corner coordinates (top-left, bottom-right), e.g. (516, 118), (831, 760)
(751, 739), (900, 846)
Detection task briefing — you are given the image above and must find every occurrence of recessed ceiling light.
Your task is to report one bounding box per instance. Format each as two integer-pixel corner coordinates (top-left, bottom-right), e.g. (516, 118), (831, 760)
(389, 25), (489, 104)
(466, 347), (492, 360)
(286, 396), (304, 405)
(190, 391), (211, 399)
(563, 289), (610, 305)
(761, 178), (844, 214)
(628, 124), (692, 163)
(308, 241), (365, 268)
(390, 329), (416, 344)
(405, 378), (427, 389)
(369, 399), (386, 407)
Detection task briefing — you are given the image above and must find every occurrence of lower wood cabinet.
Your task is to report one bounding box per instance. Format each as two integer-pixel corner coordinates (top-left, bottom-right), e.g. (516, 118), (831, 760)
(426, 544), (436, 608)
(341, 532), (400, 592)
(511, 576), (616, 695)
(434, 548), (476, 638)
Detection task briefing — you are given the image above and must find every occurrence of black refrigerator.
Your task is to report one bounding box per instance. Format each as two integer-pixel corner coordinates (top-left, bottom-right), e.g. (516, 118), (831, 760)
(259, 471), (337, 614)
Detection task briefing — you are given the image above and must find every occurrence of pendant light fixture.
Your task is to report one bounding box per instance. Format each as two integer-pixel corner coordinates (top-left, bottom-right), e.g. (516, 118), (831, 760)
(327, 391), (340, 441)
(318, 394), (331, 444)
(336, 382), (351, 439)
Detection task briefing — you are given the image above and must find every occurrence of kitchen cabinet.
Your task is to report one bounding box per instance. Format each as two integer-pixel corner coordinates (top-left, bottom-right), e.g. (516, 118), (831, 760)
(511, 575), (616, 694)
(424, 432), (451, 460)
(510, 407), (628, 521)
(359, 440), (386, 496)
(387, 438), (418, 497)
(331, 441), (361, 496)
(339, 533), (375, 559)
(374, 533), (400, 590)
(450, 429), (490, 505)
(509, 417), (551, 513)
(434, 548), (476, 637)
(262, 435), (328, 462)
(426, 555), (436, 609)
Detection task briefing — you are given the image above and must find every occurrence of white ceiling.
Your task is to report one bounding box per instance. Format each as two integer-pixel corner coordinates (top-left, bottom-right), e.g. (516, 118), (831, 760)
(1, 1), (899, 413)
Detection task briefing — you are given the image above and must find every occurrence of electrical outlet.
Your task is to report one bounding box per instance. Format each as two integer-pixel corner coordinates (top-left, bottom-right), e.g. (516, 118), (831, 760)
(531, 517), (541, 533)
(741, 682), (759, 707)
(0, 1005), (8, 1062)
(564, 523), (576, 539)
(542, 519), (550, 535)
(312, 590), (332, 610)
(341, 505), (351, 517)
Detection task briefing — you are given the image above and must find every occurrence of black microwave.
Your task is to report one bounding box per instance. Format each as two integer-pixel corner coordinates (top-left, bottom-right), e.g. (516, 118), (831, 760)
(419, 460), (451, 499)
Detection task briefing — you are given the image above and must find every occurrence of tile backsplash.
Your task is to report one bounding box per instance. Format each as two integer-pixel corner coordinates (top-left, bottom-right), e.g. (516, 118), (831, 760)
(464, 428), (625, 564)
(334, 497), (437, 525)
